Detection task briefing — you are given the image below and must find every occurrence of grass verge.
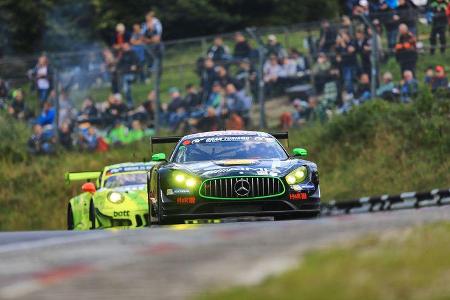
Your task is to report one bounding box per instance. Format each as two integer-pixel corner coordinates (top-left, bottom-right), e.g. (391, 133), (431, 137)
(196, 222), (450, 300)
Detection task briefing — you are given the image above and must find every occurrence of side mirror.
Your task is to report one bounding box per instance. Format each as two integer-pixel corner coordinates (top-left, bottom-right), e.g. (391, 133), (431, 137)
(152, 153), (166, 162)
(293, 148), (308, 157)
(82, 182), (97, 194)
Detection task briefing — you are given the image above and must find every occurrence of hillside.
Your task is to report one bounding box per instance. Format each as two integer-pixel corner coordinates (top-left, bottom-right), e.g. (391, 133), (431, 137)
(0, 92), (448, 230)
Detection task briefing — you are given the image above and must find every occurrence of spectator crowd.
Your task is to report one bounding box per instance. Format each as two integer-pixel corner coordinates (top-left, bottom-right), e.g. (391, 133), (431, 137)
(1, 1), (450, 155)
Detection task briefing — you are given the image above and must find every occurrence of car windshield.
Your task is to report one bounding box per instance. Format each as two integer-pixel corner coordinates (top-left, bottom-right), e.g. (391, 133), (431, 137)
(104, 173), (147, 188)
(172, 136), (288, 162)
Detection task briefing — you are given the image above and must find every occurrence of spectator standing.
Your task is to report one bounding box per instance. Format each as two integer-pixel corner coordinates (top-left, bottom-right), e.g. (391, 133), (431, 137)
(112, 23), (130, 51)
(142, 11), (163, 45)
(200, 58), (216, 100)
(400, 70), (418, 102)
(355, 29), (372, 76)
(142, 10), (163, 69)
(336, 32), (358, 94)
(102, 48), (119, 93)
(266, 35), (287, 59)
(318, 20), (337, 53)
(233, 32), (252, 60)
(430, 65), (449, 92)
(429, 0), (449, 55)
(395, 24), (418, 75)
(116, 43), (139, 107)
(207, 36), (231, 62)
(379, 1), (400, 51)
(312, 53), (331, 94)
(130, 23), (147, 80)
(396, 0), (418, 35)
(32, 55), (52, 106)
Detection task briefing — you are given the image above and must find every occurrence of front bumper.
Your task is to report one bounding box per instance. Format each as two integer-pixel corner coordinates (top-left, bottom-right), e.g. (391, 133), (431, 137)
(96, 208), (149, 228)
(159, 198), (321, 223)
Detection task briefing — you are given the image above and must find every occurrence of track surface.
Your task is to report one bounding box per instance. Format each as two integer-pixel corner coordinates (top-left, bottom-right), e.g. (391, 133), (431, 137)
(0, 206), (449, 300)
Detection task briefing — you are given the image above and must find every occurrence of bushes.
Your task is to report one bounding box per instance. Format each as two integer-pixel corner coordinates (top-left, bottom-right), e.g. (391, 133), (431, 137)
(293, 93), (450, 201)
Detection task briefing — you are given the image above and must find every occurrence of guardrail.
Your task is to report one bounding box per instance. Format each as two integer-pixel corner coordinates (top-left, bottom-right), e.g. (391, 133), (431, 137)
(322, 188), (450, 216)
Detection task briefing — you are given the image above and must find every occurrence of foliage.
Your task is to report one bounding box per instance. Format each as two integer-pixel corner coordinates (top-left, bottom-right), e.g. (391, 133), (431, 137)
(0, 0), (339, 54)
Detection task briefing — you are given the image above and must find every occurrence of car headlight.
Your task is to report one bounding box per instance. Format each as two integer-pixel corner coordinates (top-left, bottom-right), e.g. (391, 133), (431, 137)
(108, 192), (124, 204)
(172, 171), (199, 189)
(285, 166), (308, 185)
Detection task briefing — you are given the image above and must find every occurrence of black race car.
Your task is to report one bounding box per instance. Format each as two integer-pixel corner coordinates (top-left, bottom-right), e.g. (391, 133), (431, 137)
(147, 131), (320, 224)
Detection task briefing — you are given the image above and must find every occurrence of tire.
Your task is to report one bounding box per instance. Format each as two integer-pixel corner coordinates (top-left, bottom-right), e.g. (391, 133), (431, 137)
(89, 200), (96, 230)
(67, 204), (74, 230)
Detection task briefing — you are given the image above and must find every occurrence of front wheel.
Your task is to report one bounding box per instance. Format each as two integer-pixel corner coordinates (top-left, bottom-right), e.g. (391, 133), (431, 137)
(89, 200), (96, 230)
(67, 204), (74, 230)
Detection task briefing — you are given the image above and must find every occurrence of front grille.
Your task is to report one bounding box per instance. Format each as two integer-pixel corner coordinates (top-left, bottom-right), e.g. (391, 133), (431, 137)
(200, 176), (285, 199)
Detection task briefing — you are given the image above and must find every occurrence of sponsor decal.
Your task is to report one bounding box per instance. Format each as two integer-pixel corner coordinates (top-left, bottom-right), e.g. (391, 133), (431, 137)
(289, 193), (308, 201)
(221, 159), (256, 166)
(108, 165), (152, 174)
(176, 197), (196, 204)
(113, 210), (130, 217)
(167, 188), (191, 195)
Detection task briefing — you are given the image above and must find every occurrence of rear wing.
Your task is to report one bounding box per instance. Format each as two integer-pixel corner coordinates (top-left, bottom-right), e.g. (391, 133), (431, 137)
(151, 132), (289, 152)
(151, 136), (182, 153)
(64, 171), (101, 184)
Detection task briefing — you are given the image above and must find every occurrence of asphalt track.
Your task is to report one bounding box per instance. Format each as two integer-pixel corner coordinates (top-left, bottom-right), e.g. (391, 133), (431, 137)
(0, 206), (449, 300)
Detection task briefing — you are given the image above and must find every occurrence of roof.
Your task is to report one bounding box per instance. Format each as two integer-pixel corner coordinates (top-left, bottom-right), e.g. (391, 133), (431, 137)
(181, 130), (273, 141)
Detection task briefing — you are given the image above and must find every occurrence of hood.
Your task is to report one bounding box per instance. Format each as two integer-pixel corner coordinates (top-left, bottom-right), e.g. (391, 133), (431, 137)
(165, 159), (306, 178)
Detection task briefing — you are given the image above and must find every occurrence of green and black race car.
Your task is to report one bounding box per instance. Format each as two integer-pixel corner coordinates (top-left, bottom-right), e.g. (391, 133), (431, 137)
(147, 131), (320, 224)
(66, 162), (156, 230)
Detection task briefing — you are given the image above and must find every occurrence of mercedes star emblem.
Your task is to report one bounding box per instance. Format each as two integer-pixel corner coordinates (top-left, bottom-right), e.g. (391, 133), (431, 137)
(234, 179), (251, 197)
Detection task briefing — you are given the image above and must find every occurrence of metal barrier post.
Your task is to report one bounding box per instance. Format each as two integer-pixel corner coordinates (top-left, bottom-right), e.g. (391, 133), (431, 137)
(246, 27), (267, 129)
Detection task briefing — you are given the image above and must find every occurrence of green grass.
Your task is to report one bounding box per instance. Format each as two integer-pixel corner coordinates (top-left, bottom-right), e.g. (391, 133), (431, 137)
(197, 222), (450, 300)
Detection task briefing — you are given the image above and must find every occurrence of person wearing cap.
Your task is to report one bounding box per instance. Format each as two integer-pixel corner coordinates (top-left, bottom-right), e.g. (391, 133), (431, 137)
(395, 23), (418, 75)
(265, 34), (287, 59)
(429, 0), (449, 55)
(431, 65), (449, 92)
